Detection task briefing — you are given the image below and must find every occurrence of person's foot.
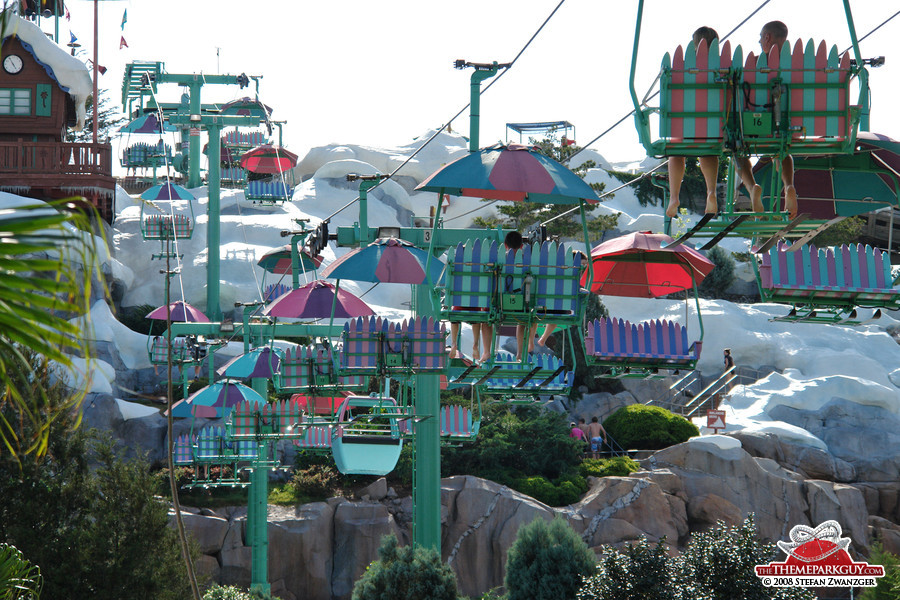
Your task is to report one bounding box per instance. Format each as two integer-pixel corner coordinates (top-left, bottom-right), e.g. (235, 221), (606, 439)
(705, 192), (718, 215)
(665, 198), (680, 218)
(448, 347), (460, 359)
(750, 184), (764, 213)
(784, 185), (798, 219)
(478, 352), (491, 364)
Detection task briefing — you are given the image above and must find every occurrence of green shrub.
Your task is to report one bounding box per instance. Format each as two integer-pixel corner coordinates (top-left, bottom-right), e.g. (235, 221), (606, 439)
(352, 534), (458, 600)
(699, 245), (735, 299)
(203, 585), (253, 600)
(859, 541), (900, 600)
(603, 405), (698, 451)
(580, 456), (640, 478)
(116, 303), (163, 335)
(290, 463), (341, 500)
(505, 517), (596, 600)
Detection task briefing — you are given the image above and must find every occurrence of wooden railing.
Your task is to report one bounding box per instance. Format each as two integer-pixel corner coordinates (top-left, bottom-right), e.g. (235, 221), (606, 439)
(0, 141), (112, 176)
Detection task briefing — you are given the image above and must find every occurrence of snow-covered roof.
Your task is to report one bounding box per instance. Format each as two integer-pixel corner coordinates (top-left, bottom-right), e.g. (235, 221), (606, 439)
(1, 15), (92, 130)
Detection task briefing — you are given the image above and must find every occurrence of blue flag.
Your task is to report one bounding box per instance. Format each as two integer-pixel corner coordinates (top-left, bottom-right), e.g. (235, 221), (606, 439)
(69, 31), (77, 44)
(121, 9), (127, 30)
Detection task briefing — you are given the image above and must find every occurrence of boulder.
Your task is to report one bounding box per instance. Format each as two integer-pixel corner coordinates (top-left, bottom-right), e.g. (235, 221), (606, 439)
(575, 476), (680, 547)
(687, 493), (743, 530)
(441, 476), (554, 599)
(648, 438), (811, 543)
(770, 398), (900, 482)
(730, 430), (856, 482)
(331, 500), (401, 600)
(869, 516), (900, 556)
(174, 509), (229, 554)
(855, 482), (900, 522)
(268, 503), (335, 600)
(219, 519), (251, 586)
(804, 480), (869, 554)
(356, 477), (388, 501)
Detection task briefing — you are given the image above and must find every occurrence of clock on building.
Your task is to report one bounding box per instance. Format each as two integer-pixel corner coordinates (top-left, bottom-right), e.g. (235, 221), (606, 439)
(3, 54), (23, 74)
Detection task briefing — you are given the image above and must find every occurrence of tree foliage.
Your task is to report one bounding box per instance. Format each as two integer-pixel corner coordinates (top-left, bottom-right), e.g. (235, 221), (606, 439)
(473, 134), (619, 240)
(66, 88), (128, 144)
(578, 516), (815, 600)
(811, 215), (865, 248)
(505, 516), (596, 600)
(859, 541), (900, 600)
(441, 404), (584, 505)
(0, 360), (192, 600)
(602, 405), (698, 451)
(352, 534), (458, 600)
(698, 246), (736, 299)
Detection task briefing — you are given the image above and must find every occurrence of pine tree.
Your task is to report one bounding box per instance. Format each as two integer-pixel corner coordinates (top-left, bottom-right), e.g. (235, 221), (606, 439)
(352, 534), (458, 600)
(505, 516), (596, 600)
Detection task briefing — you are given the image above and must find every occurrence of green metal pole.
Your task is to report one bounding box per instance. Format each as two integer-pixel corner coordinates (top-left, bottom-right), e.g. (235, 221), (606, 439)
(188, 80), (202, 188)
(469, 65), (499, 152)
(248, 377), (270, 594)
(413, 281), (441, 551)
(206, 121), (222, 321)
(358, 177), (382, 245)
(842, 0), (869, 131)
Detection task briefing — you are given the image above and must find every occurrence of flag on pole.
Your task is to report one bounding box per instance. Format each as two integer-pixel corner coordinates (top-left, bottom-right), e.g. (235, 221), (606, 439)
(65, 7), (70, 20)
(69, 31), (77, 44)
(119, 36), (129, 49)
(121, 9), (127, 30)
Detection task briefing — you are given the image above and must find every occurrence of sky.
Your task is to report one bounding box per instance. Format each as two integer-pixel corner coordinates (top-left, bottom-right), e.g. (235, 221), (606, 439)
(55, 0), (900, 165)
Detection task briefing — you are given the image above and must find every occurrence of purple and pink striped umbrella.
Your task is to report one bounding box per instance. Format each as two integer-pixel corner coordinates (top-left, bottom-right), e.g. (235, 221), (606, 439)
(320, 237), (445, 284)
(146, 300), (210, 323)
(262, 280), (374, 319)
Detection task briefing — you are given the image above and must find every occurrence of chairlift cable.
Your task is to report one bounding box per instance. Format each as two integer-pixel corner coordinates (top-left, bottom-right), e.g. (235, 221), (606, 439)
(563, 0), (772, 167)
(324, 0), (568, 222)
(541, 161), (667, 227)
(841, 9), (900, 54)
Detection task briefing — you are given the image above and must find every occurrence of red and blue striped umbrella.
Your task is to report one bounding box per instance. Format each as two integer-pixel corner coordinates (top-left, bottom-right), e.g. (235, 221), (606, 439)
(319, 237), (445, 284)
(257, 244), (323, 274)
(262, 280), (374, 319)
(416, 143), (600, 205)
(240, 144), (299, 174)
(141, 182), (195, 202)
(170, 380), (266, 418)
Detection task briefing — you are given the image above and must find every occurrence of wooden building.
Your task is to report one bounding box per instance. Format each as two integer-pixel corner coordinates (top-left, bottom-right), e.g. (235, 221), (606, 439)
(0, 14), (115, 221)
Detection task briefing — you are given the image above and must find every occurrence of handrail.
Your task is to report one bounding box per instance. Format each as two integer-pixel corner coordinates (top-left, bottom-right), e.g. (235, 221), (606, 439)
(683, 366), (736, 417)
(0, 141), (112, 176)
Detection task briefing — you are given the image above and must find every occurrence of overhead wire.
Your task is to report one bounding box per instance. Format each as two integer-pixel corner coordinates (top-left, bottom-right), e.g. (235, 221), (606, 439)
(323, 0), (569, 224)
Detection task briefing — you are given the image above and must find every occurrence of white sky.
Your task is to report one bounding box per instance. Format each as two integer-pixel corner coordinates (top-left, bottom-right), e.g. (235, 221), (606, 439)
(59, 0), (900, 163)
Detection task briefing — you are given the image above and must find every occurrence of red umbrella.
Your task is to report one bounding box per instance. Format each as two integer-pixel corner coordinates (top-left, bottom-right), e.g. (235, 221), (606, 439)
(290, 393), (347, 416)
(146, 300), (210, 322)
(240, 144), (299, 174)
(262, 280), (375, 319)
(582, 231), (715, 298)
(257, 244), (323, 274)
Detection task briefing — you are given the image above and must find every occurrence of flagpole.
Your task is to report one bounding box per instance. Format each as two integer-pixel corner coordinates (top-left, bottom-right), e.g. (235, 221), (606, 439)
(92, 0), (98, 145)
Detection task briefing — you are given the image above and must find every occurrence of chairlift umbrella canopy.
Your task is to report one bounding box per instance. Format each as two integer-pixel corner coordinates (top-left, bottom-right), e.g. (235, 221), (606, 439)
(319, 237), (445, 284)
(119, 113), (177, 134)
(240, 145), (299, 174)
(416, 144), (600, 205)
(754, 132), (900, 218)
(146, 300), (210, 322)
(582, 231), (715, 297)
(220, 97), (273, 118)
(141, 182), (195, 202)
(170, 381), (266, 418)
(262, 280), (375, 319)
(257, 244), (323, 274)
(217, 347), (284, 379)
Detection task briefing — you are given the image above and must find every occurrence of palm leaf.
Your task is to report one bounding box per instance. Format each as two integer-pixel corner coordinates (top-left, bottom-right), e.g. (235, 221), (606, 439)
(0, 543), (42, 600)
(0, 200), (100, 464)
